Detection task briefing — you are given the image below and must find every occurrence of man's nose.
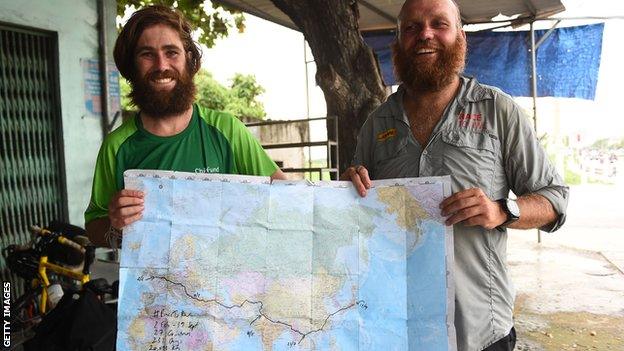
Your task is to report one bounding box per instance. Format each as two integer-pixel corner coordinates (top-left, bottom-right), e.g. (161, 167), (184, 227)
(417, 26), (435, 41)
(155, 52), (170, 71)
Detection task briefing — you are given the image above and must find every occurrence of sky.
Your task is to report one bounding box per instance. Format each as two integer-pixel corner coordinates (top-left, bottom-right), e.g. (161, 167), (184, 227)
(202, 15), (325, 121)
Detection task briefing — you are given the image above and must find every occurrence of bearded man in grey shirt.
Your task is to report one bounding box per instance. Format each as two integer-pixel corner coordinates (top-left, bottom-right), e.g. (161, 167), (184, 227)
(342, 0), (569, 350)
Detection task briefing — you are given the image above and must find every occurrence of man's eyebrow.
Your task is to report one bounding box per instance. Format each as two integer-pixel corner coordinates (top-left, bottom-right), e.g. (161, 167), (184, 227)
(135, 44), (183, 52)
(135, 45), (154, 53)
(162, 44), (183, 51)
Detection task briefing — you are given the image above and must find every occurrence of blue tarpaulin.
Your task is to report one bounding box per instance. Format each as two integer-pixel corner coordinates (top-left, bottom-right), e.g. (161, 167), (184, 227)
(363, 23), (604, 100)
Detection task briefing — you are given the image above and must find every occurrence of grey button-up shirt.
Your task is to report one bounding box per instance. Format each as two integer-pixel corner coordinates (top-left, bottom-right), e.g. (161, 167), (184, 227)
(354, 76), (569, 351)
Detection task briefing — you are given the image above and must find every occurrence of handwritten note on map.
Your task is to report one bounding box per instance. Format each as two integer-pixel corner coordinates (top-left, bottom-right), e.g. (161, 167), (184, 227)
(117, 170), (455, 350)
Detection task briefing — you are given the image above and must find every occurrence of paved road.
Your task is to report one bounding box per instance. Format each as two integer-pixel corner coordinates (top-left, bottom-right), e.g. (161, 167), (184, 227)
(526, 183), (624, 272)
(508, 182), (624, 316)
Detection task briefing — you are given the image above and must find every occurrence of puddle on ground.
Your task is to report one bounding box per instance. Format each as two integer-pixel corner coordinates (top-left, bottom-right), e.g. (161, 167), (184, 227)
(515, 294), (624, 351)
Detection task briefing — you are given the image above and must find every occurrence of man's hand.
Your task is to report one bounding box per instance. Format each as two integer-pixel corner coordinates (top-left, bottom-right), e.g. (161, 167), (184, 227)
(340, 165), (372, 197)
(108, 189), (144, 229)
(270, 169), (288, 181)
(440, 188), (506, 229)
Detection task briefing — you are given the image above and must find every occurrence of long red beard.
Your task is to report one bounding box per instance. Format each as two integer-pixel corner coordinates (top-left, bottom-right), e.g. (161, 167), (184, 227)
(129, 68), (196, 118)
(392, 34), (466, 92)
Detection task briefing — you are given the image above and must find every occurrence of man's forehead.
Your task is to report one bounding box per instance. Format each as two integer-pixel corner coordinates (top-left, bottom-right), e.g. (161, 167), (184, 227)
(399, 0), (460, 21)
(136, 24), (184, 47)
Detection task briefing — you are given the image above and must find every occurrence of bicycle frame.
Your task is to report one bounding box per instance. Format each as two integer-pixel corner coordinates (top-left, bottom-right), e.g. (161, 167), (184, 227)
(32, 228), (94, 314)
(36, 256), (90, 313)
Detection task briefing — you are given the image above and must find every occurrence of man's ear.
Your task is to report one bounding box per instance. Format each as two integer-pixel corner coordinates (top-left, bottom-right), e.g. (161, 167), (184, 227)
(186, 51), (196, 71)
(186, 50), (193, 62)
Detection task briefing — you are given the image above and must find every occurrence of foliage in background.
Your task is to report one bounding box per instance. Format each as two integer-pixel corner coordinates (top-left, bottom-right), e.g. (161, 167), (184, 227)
(195, 70), (266, 119)
(117, 0), (245, 48)
(590, 138), (624, 150)
(120, 69), (266, 120)
(564, 157), (581, 185)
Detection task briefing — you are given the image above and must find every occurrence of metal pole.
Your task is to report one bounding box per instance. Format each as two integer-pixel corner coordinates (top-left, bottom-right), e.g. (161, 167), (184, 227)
(303, 38), (312, 178)
(97, 0), (110, 139)
(530, 21), (542, 244)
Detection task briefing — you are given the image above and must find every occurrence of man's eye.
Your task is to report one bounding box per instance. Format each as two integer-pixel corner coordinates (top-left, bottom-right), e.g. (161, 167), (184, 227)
(139, 52), (154, 58)
(403, 24), (418, 32)
(166, 51), (179, 58)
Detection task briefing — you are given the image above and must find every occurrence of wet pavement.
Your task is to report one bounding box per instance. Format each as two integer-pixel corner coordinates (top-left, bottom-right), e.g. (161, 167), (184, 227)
(507, 183), (624, 350)
(508, 232), (624, 317)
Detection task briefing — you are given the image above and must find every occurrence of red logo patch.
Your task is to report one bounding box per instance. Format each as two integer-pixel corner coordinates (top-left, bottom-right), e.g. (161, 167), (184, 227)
(458, 113), (484, 129)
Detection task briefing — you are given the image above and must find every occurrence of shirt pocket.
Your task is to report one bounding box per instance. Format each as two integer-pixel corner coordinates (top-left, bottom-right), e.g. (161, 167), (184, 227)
(372, 137), (409, 178)
(438, 130), (500, 193)
(373, 137), (408, 162)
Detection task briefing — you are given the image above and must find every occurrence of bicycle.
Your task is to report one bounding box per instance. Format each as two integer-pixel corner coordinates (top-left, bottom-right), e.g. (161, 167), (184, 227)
(2, 221), (96, 332)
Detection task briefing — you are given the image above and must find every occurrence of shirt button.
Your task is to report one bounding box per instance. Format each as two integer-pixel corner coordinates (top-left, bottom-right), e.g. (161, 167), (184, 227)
(422, 150), (428, 155)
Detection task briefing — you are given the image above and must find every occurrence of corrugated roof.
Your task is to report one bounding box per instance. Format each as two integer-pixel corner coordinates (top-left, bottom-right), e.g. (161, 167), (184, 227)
(214, 0), (565, 32)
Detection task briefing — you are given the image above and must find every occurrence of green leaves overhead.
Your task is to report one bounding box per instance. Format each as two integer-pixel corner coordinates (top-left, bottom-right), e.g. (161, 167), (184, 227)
(117, 0), (245, 48)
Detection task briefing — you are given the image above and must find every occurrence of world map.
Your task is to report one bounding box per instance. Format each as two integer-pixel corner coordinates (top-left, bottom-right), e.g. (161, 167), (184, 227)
(117, 170), (455, 350)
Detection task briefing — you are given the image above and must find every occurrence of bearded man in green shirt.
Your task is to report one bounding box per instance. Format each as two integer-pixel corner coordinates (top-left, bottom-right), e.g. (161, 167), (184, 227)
(85, 5), (286, 248)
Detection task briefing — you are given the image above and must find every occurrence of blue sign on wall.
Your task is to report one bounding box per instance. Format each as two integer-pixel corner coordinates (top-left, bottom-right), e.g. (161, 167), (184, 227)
(82, 58), (121, 117)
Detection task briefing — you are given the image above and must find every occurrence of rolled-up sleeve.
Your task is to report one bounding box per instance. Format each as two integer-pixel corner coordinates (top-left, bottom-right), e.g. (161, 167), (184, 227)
(501, 100), (569, 232)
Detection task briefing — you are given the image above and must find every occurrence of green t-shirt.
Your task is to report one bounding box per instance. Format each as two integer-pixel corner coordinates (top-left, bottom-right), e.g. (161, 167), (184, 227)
(84, 104), (278, 223)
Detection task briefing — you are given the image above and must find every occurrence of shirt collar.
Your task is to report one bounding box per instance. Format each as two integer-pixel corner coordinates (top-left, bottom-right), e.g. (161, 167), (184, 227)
(375, 75), (495, 123)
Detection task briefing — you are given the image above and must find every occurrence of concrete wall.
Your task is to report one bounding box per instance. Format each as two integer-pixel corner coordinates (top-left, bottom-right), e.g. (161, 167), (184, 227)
(0, 0), (118, 226)
(245, 120), (310, 180)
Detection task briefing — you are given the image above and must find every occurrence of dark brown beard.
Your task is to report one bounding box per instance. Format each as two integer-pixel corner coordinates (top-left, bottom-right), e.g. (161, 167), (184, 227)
(129, 68), (196, 118)
(392, 34), (466, 92)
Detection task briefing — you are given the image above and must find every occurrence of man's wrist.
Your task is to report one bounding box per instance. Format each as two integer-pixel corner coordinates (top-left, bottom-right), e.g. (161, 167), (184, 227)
(104, 225), (123, 248)
(495, 198), (520, 232)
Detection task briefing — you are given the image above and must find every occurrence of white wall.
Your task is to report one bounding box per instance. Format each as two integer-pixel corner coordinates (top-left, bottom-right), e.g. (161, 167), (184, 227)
(0, 0), (118, 225)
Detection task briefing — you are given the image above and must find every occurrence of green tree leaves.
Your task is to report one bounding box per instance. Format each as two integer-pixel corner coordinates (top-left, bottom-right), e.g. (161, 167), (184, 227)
(117, 0), (245, 48)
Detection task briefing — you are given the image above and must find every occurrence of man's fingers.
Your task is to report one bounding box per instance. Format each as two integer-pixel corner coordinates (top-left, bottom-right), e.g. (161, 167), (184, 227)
(110, 206), (144, 228)
(355, 166), (372, 189)
(108, 189), (146, 229)
(350, 172), (367, 197)
(113, 195), (145, 208)
(440, 195), (481, 216)
(117, 189), (144, 198)
(445, 205), (482, 226)
(121, 212), (143, 228)
(109, 189), (144, 211)
(339, 167), (356, 181)
(340, 166), (372, 197)
(439, 188), (481, 208)
(114, 204), (144, 218)
(441, 188), (503, 229)
(110, 212), (143, 229)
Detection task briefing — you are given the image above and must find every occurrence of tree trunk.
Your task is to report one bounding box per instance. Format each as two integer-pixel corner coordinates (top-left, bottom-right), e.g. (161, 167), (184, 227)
(270, 0), (388, 174)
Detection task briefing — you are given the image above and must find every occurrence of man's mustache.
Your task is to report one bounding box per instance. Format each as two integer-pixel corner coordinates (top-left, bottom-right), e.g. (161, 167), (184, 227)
(146, 70), (178, 80)
(409, 44), (442, 55)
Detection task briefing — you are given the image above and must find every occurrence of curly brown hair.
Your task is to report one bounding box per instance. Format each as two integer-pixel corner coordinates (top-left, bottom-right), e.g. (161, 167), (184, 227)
(113, 5), (202, 81)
